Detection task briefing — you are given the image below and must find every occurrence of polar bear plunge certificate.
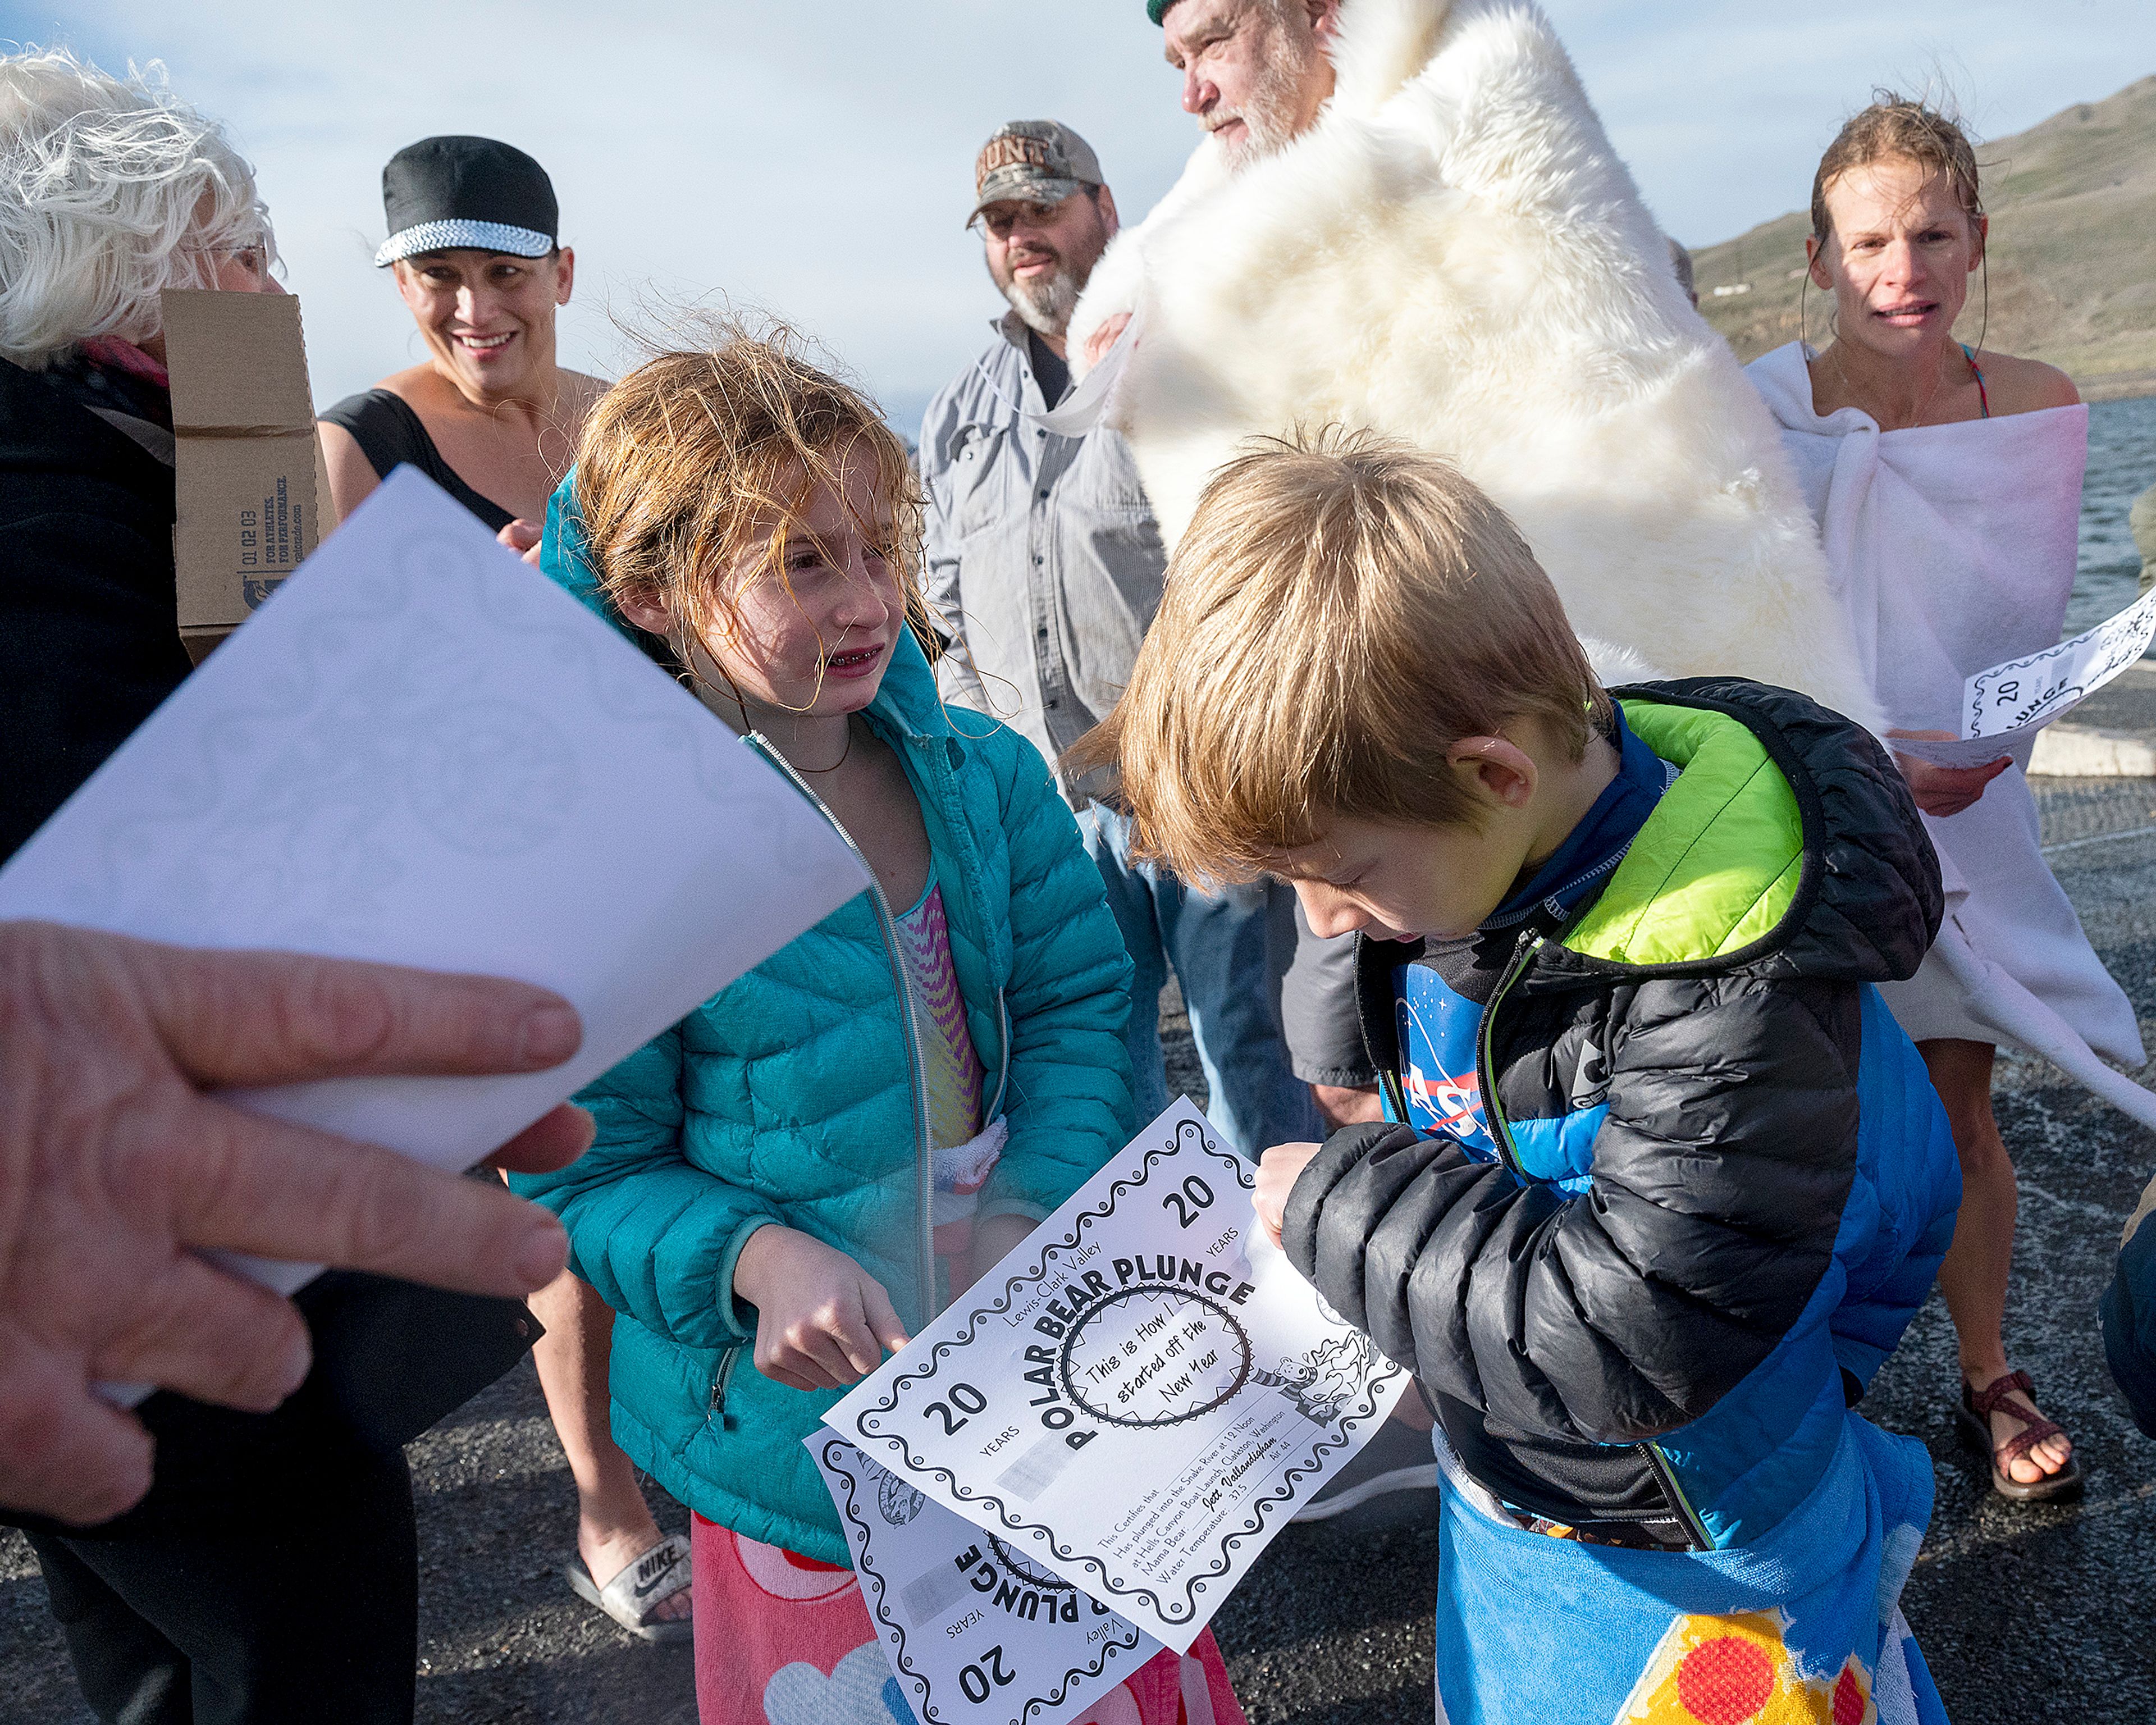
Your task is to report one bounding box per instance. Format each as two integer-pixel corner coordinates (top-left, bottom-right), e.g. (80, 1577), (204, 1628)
(809, 1434), (1160, 1725)
(828, 1099), (1412, 1651)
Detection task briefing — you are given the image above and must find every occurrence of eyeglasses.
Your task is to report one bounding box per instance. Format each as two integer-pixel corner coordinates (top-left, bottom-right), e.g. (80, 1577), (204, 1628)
(972, 200), (1073, 240)
(189, 241), (271, 275)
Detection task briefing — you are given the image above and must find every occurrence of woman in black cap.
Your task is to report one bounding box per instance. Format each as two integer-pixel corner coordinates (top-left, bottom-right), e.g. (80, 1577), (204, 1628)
(321, 136), (605, 552)
(325, 138), (691, 1644)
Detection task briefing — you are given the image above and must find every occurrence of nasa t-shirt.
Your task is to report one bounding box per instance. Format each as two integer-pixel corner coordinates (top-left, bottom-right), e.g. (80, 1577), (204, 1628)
(1395, 706), (1675, 1156)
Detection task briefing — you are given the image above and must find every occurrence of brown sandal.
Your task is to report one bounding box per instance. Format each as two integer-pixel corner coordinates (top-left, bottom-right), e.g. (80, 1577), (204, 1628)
(1955, 1370), (2084, 1503)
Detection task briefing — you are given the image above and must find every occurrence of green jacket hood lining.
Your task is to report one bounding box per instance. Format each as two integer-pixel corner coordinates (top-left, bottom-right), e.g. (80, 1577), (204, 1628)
(1560, 698), (1811, 969)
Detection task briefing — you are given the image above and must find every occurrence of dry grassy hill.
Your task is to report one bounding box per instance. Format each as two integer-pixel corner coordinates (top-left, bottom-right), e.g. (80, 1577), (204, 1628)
(1692, 75), (2156, 396)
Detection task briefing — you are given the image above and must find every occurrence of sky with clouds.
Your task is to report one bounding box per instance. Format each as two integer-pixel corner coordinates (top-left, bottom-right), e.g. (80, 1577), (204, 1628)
(6, 0), (2153, 428)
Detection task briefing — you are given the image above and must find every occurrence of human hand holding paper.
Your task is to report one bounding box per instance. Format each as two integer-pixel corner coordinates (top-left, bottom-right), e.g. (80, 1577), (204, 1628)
(734, 1225), (911, 1391)
(0, 922), (595, 1525)
(1889, 585), (2156, 770)
(0, 468), (871, 1393)
(1888, 732), (2011, 815)
(1254, 1141), (1322, 1247)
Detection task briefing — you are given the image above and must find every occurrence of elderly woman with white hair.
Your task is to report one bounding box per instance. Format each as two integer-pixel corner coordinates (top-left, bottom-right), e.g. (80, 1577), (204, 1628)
(0, 48), (280, 860)
(0, 49), (541, 1725)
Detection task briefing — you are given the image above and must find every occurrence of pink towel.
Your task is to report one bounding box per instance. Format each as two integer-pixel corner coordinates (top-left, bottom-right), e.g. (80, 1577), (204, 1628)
(690, 1513), (1249, 1724)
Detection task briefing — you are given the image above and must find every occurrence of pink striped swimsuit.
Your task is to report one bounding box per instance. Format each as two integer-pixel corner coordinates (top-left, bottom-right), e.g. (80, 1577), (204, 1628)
(892, 876), (996, 1258)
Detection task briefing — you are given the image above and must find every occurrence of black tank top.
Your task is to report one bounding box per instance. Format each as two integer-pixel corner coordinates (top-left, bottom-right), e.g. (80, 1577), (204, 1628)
(319, 389), (517, 531)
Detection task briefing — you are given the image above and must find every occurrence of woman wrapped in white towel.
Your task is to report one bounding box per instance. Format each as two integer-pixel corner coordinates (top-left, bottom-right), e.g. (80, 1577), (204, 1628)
(1749, 95), (2143, 1503)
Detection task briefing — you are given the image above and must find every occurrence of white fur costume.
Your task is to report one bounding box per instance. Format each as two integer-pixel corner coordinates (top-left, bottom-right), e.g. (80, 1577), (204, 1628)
(1069, 0), (1880, 730)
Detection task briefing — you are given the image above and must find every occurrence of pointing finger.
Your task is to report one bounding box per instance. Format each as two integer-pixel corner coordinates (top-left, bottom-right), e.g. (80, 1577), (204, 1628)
(164, 1098), (569, 1297)
(120, 936), (582, 1088)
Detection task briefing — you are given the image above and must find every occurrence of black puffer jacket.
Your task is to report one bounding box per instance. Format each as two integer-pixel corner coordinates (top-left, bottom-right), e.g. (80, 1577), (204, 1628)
(1283, 681), (1962, 1549)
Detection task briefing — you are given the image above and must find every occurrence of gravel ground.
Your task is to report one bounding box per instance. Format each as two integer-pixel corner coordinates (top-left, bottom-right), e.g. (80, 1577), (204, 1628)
(7, 779), (2156, 1722)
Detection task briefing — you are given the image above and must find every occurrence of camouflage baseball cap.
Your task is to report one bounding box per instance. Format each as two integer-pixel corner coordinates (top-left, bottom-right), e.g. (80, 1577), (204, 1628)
(969, 121), (1103, 225)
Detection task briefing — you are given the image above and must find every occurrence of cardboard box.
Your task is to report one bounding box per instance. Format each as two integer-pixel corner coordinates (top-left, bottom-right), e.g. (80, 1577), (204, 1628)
(161, 288), (322, 660)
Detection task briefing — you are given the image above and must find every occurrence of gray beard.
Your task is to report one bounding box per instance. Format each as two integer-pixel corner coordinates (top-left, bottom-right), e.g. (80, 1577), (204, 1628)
(1217, 30), (1315, 169)
(1002, 266), (1082, 339)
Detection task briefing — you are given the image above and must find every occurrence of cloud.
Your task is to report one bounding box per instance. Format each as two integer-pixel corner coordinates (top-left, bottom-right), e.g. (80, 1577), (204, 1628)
(6, 0), (2152, 425)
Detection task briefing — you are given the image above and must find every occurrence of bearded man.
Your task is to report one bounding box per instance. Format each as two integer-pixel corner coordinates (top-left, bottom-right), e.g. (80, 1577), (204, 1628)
(920, 121), (1318, 1165)
(1061, 0), (1911, 1537)
(1072, 0), (1875, 729)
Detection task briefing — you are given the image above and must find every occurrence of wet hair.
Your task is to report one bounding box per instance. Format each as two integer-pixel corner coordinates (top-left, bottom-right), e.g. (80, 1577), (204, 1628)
(1666, 237), (1696, 304)
(0, 47), (275, 369)
(572, 320), (931, 697)
(1809, 94), (1984, 243)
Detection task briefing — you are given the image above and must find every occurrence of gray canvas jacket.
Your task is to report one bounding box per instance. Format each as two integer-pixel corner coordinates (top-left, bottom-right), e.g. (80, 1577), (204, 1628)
(920, 312), (1166, 802)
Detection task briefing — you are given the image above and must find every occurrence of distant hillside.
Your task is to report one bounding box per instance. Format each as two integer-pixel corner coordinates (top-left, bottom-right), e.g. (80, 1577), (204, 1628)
(1692, 75), (2156, 396)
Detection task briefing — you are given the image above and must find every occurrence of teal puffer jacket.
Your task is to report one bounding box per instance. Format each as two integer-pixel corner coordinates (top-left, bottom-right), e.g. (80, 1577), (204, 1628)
(514, 485), (1137, 1560)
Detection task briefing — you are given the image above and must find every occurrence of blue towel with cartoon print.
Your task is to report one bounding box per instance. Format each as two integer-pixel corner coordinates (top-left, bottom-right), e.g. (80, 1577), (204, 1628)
(1431, 1416), (1948, 1724)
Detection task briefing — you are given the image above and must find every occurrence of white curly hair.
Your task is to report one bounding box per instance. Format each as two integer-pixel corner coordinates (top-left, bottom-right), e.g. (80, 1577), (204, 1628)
(0, 47), (275, 369)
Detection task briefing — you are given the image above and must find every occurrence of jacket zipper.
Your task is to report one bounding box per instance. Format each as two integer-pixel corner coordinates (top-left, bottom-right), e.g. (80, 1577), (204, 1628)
(1474, 930), (1544, 1183)
(747, 736), (939, 1325)
(709, 1343), (743, 1429)
(987, 991), (1011, 1121)
(1638, 1442), (1714, 1549)
(1427, 922), (1716, 1553)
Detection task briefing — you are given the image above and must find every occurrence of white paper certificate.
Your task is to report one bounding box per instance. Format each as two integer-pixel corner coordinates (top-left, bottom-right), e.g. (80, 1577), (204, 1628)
(809, 1432), (1160, 1725)
(1892, 585), (2156, 767)
(0, 467), (868, 1303)
(828, 1099), (1411, 1652)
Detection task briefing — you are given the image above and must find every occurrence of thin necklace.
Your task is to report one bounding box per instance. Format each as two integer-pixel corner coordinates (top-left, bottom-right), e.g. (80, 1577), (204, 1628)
(1829, 340), (1957, 431)
(789, 713), (855, 775)
(701, 646), (855, 774)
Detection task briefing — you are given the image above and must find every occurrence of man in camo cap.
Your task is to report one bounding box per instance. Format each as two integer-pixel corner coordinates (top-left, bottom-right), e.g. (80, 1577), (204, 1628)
(920, 120), (1318, 1163)
(961, 121), (1111, 371)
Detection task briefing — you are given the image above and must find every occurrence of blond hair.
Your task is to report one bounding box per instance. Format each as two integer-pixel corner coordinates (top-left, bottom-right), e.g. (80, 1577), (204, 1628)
(0, 47), (275, 369)
(573, 323), (930, 679)
(1810, 94), (1983, 241)
(1075, 428), (1608, 882)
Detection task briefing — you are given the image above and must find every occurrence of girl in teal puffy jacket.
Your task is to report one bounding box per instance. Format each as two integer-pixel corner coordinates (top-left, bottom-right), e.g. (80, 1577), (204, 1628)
(515, 335), (1248, 1725)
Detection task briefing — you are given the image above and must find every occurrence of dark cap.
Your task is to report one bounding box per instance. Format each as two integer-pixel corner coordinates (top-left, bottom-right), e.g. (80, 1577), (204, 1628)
(970, 121), (1103, 225)
(374, 136), (558, 268)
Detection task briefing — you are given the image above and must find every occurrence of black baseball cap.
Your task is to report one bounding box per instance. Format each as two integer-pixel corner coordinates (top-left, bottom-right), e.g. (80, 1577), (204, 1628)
(374, 135), (558, 268)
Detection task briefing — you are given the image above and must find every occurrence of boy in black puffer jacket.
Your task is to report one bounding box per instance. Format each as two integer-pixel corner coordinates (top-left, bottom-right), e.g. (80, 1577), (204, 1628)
(1075, 430), (1962, 1724)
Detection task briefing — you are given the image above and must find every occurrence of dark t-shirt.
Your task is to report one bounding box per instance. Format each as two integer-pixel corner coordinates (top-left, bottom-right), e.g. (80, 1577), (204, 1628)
(1027, 328), (1072, 409)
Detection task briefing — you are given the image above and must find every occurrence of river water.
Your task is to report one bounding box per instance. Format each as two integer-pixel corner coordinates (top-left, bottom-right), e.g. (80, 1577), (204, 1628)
(2070, 393), (2156, 642)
